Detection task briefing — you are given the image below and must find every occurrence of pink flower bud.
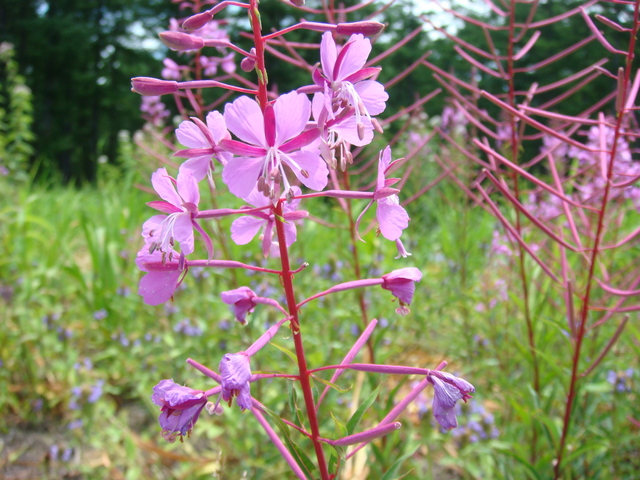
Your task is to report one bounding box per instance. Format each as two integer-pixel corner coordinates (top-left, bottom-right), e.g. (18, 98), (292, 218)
(182, 10), (214, 31)
(159, 31), (205, 51)
(336, 21), (385, 36)
(290, 0), (305, 5)
(241, 54), (256, 72)
(131, 77), (178, 96)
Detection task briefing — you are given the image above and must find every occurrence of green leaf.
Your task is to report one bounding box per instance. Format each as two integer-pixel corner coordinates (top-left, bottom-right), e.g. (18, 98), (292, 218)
(260, 404), (316, 476)
(346, 384), (382, 435)
(311, 374), (351, 393)
(380, 443), (420, 480)
(269, 342), (298, 364)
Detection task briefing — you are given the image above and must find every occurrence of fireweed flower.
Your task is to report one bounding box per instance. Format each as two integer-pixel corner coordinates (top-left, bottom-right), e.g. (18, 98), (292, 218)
(220, 286), (257, 325)
(427, 371), (475, 430)
(356, 146), (409, 243)
(152, 379), (207, 442)
(144, 167), (212, 258)
(231, 186), (308, 257)
(218, 352), (252, 411)
(381, 267), (422, 315)
(140, 96), (170, 127)
(175, 111), (232, 181)
(221, 91), (327, 200)
(314, 32), (388, 130)
(161, 58), (184, 80)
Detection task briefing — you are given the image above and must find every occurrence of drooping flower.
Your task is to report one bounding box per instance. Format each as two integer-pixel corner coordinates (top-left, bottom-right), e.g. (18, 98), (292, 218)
(356, 146), (410, 242)
(374, 146), (409, 241)
(175, 112), (232, 181)
(381, 267), (422, 315)
(152, 379), (207, 441)
(230, 186), (308, 257)
(218, 352), (252, 411)
(220, 92), (327, 200)
(427, 371), (475, 430)
(315, 32), (388, 128)
(220, 287), (257, 325)
(143, 167), (212, 258)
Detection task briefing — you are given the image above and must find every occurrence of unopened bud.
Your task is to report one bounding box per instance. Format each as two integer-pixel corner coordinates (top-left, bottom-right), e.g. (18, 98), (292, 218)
(131, 77), (178, 96)
(290, 0), (305, 5)
(182, 10), (214, 31)
(241, 49), (256, 72)
(336, 21), (385, 37)
(159, 31), (205, 51)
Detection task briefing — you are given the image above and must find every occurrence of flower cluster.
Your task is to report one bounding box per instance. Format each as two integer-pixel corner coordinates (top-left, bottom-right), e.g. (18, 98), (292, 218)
(130, 2), (474, 477)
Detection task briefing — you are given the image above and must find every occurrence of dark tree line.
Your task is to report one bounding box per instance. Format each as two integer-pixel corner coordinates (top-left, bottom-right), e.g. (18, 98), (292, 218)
(0, 0), (632, 183)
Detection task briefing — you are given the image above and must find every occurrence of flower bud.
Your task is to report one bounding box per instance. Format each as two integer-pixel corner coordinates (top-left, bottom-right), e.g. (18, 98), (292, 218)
(241, 49), (256, 72)
(131, 77), (178, 96)
(182, 10), (214, 31)
(290, 0), (305, 5)
(336, 21), (385, 37)
(159, 31), (205, 51)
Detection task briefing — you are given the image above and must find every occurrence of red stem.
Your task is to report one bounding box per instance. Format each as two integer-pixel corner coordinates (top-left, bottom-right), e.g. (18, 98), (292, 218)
(553, 2), (640, 477)
(273, 201), (330, 480)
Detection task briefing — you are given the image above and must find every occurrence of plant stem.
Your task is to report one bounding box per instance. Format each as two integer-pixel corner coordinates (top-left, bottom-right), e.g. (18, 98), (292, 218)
(274, 201), (330, 480)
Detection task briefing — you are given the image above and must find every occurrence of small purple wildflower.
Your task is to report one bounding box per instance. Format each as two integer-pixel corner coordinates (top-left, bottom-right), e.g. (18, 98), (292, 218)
(427, 371), (474, 430)
(173, 318), (203, 336)
(67, 420), (83, 430)
(61, 447), (74, 462)
(152, 379), (208, 442)
(381, 267), (422, 315)
(88, 380), (105, 403)
(220, 287), (257, 325)
(93, 309), (108, 320)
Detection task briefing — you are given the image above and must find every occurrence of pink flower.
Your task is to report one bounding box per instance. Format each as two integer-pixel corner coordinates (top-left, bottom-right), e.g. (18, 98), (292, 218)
(356, 146), (409, 242)
(221, 92), (327, 200)
(315, 32), (388, 128)
(220, 286), (257, 325)
(219, 353), (252, 411)
(427, 371), (474, 430)
(175, 111), (232, 181)
(230, 186), (308, 257)
(135, 246), (184, 306)
(374, 146), (409, 241)
(381, 267), (422, 314)
(199, 56), (218, 76)
(152, 379), (207, 441)
(143, 167), (212, 258)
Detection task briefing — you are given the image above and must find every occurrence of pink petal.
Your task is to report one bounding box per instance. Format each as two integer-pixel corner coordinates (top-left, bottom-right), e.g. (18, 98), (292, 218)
(176, 120), (209, 148)
(274, 92), (310, 146)
(377, 146), (392, 190)
(147, 201), (183, 214)
(231, 216), (265, 245)
(222, 156), (265, 199)
(177, 169), (200, 206)
(284, 149), (328, 191)
(376, 196), (409, 241)
(320, 32), (337, 80)
(173, 214), (195, 255)
(179, 156), (212, 182)
(283, 221), (297, 247)
(142, 215), (167, 244)
(205, 110), (230, 143)
(335, 34), (371, 80)
(332, 115), (374, 146)
(355, 81), (388, 116)
(152, 168), (181, 206)
(224, 96), (266, 147)
(139, 270), (182, 306)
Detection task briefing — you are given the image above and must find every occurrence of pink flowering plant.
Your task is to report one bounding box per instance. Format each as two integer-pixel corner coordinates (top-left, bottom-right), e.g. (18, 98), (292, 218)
(131, 0), (473, 478)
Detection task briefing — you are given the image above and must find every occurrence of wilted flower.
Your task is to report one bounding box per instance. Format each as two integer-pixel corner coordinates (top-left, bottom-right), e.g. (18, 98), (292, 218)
(218, 352), (252, 411)
(381, 267), (422, 314)
(220, 287), (257, 325)
(427, 371), (474, 430)
(152, 379), (207, 442)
